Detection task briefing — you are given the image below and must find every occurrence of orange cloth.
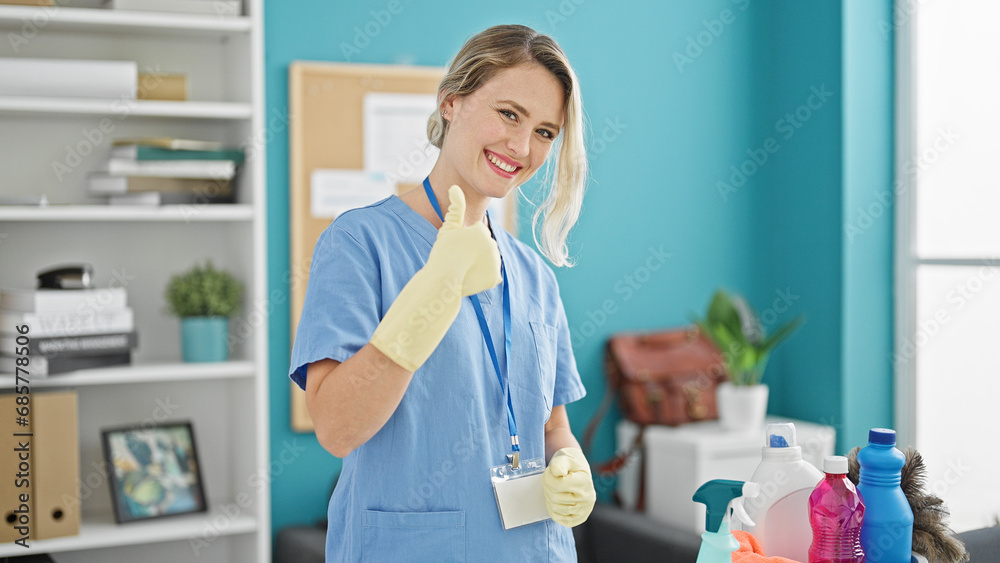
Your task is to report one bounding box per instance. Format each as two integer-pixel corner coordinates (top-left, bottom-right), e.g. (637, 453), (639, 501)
(731, 530), (803, 563)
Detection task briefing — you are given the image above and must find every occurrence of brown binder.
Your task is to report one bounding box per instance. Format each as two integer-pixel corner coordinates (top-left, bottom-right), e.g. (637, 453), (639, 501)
(33, 390), (80, 540)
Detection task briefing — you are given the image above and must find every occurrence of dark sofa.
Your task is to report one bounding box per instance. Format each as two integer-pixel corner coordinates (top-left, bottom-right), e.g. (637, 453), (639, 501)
(275, 502), (998, 562)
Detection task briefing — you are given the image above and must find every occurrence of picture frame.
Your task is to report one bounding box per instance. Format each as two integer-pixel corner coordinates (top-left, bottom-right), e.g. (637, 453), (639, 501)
(101, 420), (208, 524)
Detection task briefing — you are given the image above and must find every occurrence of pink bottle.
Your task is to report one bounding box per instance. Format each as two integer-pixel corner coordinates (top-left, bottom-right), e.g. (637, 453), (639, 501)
(808, 455), (866, 563)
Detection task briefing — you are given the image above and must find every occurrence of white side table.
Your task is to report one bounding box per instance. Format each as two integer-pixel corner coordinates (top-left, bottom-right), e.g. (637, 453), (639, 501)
(615, 417), (836, 534)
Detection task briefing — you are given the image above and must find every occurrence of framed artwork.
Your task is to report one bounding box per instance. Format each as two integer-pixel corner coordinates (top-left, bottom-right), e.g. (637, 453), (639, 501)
(101, 421), (207, 524)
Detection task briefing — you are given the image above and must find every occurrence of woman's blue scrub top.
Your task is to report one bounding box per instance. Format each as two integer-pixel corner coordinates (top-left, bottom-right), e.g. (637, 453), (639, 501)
(289, 195), (586, 562)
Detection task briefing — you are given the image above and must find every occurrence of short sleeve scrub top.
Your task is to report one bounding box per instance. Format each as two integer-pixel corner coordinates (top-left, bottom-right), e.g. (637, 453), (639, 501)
(289, 195), (587, 562)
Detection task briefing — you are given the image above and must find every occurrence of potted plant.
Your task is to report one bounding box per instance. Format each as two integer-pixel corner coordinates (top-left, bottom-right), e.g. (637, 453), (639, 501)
(693, 289), (803, 431)
(165, 261), (242, 362)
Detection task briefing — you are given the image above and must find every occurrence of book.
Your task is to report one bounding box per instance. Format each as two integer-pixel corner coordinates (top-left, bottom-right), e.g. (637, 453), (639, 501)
(103, 158), (236, 179)
(0, 58), (137, 99)
(1, 331), (137, 358)
(0, 308), (135, 337)
(0, 352), (131, 376)
(0, 287), (128, 313)
(107, 191), (235, 205)
(111, 137), (223, 151)
(104, 0), (240, 16)
(110, 145), (245, 165)
(137, 72), (188, 101)
(88, 174), (233, 196)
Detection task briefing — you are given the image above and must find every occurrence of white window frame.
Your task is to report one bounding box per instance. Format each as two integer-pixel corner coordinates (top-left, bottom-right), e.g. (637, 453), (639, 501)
(893, 1), (917, 447)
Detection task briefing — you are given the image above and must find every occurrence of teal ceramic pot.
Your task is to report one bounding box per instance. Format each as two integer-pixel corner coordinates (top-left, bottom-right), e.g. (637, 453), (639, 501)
(180, 316), (229, 362)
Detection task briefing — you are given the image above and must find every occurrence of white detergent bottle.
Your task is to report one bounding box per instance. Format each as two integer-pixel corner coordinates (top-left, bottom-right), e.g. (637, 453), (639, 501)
(742, 421), (823, 562)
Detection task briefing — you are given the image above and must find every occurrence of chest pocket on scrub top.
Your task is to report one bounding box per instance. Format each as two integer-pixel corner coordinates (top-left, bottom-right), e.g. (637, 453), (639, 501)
(518, 321), (558, 416)
(362, 509), (466, 562)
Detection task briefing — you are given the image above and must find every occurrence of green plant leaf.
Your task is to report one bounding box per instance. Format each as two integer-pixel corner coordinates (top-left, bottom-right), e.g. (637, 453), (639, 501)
(695, 288), (804, 386)
(707, 290), (744, 343)
(761, 314), (805, 353)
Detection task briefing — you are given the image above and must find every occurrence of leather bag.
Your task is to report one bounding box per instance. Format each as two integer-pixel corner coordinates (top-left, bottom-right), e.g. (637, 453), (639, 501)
(604, 327), (726, 426)
(583, 326), (727, 507)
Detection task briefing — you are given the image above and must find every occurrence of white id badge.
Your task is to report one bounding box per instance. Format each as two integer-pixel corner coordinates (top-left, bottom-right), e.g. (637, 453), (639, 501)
(490, 457), (549, 530)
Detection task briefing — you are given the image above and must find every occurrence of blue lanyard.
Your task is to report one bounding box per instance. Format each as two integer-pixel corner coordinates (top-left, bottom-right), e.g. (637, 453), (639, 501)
(422, 177), (521, 468)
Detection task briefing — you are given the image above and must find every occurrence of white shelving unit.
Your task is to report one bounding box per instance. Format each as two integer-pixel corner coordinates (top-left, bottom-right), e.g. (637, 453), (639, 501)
(0, 1), (269, 561)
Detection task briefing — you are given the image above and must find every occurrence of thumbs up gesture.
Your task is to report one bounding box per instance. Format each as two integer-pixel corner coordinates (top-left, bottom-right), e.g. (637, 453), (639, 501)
(370, 185), (501, 372)
(427, 185), (502, 297)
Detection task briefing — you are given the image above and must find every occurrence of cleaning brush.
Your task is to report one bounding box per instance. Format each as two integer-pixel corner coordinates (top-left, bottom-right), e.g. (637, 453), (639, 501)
(847, 446), (969, 563)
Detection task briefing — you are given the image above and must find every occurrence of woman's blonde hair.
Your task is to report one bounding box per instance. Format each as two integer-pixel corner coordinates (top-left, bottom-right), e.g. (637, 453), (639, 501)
(427, 24), (587, 267)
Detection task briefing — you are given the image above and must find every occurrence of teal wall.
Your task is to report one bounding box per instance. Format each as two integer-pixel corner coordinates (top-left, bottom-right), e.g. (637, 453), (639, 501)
(751, 3), (845, 433)
(841, 0), (895, 451)
(264, 0), (894, 537)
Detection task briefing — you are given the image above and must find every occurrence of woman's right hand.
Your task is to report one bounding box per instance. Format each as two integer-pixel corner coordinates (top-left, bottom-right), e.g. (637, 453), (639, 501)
(370, 185), (500, 373)
(426, 185), (502, 297)
(309, 186), (504, 456)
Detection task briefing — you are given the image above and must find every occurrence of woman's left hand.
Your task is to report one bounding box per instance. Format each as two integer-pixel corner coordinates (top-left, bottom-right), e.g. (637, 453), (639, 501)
(542, 447), (597, 527)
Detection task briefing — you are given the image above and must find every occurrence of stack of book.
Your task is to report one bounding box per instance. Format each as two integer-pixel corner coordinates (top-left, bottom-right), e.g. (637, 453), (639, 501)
(0, 287), (137, 376)
(87, 138), (244, 205)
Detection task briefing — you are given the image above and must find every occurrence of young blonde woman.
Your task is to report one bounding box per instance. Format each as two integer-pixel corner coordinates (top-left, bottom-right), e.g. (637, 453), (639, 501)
(290, 24), (595, 561)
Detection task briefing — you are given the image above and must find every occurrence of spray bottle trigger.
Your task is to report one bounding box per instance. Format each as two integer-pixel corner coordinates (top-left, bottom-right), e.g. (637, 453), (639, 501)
(729, 482), (760, 529)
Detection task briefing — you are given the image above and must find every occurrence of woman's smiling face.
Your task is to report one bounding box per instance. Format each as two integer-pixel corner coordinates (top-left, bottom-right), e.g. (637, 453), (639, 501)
(439, 62), (566, 200)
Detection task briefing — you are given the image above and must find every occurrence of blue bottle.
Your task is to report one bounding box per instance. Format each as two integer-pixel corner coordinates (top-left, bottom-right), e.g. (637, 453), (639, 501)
(856, 429), (913, 563)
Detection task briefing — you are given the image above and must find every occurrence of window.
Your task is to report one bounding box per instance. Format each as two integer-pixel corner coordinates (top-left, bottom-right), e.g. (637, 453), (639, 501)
(897, 0), (1000, 532)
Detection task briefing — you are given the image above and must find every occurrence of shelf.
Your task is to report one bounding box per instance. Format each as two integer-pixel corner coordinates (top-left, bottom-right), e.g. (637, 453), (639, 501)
(0, 500), (256, 557)
(0, 360), (254, 388)
(0, 0), (269, 560)
(0, 6), (251, 36)
(0, 97), (252, 120)
(0, 204), (254, 222)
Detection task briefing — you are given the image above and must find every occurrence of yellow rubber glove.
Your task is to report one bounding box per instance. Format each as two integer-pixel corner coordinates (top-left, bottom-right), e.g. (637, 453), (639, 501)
(543, 447), (597, 527)
(370, 185), (502, 372)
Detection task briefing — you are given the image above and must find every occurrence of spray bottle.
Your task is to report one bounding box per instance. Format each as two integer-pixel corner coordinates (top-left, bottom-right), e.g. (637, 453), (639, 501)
(692, 479), (760, 563)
